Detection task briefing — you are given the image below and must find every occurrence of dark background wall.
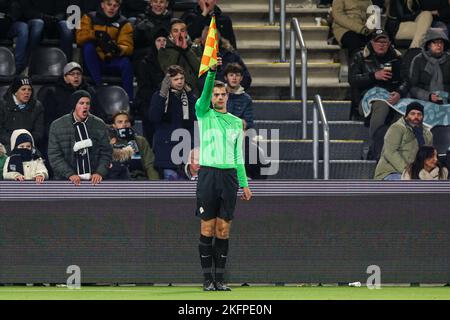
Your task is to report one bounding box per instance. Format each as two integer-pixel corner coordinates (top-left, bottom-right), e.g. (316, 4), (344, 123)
(0, 181), (449, 284)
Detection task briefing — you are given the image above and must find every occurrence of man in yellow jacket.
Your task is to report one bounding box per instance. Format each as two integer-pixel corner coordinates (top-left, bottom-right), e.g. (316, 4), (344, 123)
(76, 0), (134, 103)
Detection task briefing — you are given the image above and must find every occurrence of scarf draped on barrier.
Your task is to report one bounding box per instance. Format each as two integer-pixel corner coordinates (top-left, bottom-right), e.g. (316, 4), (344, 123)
(361, 87), (450, 128)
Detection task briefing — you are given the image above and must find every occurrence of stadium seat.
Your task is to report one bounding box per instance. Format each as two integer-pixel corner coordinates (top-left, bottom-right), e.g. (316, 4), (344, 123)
(36, 85), (56, 104)
(96, 85), (130, 121)
(431, 125), (450, 157)
(0, 47), (15, 83)
(29, 47), (67, 83)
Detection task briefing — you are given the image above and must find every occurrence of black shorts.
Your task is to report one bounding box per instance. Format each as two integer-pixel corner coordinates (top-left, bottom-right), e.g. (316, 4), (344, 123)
(195, 166), (239, 221)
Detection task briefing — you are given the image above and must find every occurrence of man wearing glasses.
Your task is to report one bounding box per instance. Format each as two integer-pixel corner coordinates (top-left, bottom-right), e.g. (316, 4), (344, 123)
(349, 29), (409, 159)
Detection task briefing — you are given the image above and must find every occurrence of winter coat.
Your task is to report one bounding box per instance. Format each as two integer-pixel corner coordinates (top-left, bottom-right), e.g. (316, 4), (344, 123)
(134, 9), (172, 51)
(134, 47), (165, 118)
(349, 43), (409, 102)
(158, 39), (201, 95)
(42, 76), (100, 130)
(19, 0), (69, 21)
(409, 29), (450, 101)
(76, 8), (134, 61)
(3, 128), (48, 180)
(385, 0), (422, 39)
(374, 117), (433, 180)
(226, 86), (254, 129)
(148, 90), (196, 169)
(332, 0), (373, 44)
(0, 91), (44, 152)
(48, 113), (112, 179)
(420, 0), (450, 22)
(401, 166), (448, 180)
(181, 5), (237, 49)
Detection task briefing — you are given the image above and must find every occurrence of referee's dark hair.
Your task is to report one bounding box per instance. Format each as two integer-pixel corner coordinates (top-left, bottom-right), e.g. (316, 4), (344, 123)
(214, 80), (226, 89)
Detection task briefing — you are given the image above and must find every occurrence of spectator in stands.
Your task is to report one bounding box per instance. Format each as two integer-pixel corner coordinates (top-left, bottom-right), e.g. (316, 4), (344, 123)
(224, 63), (254, 130)
(181, 147), (200, 180)
(0, 76), (44, 152)
(43, 62), (100, 130)
(0, 0), (29, 74)
(149, 65), (196, 180)
(332, 0), (374, 58)
(134, 0), (172, 57)
(3, 128), (48, 183)
(349, 29), (409, 155)
(181, 0), (237, 49)
(48, 90), (111, 185)
(158, 18), (201, 95)
(134, 28), (167, 144)
(401, 145), (448, 179)
(385, 0), (433, 48)
(409, 28), (450, 104)
(196, 26), (252, 92)
(76, 0), (134, 104)
(111, 111), (159, 180)
(0, 142), (7, 179)
(420, 0), (450, 36)
(106, 124), (132, 179)
(374, 102), (433, 180)
(20, 0), (75, 60)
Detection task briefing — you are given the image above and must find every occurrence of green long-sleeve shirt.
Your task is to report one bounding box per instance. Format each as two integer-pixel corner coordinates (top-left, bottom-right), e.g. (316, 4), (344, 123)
(195, 71), (249, 188)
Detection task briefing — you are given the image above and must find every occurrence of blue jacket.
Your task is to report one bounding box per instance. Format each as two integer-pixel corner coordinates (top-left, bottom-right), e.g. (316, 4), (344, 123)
(148, 90), (196, 169)
(227, 86), (254, 129)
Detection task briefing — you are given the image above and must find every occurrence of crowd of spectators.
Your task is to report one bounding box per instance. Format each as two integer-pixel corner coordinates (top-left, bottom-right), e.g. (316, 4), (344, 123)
(0, 0), (260, 183)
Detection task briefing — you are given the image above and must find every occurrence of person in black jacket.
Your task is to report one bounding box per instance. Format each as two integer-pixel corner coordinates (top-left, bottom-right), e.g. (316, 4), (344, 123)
(121, 0), (148, 21)
(385, 0), (433, 48)
(0, 0), (29, 74)
(181, 0), (237, 49)
(20, 0), (75, 60)
(349, 29), (409, 154)
(0, 76), (44, 152)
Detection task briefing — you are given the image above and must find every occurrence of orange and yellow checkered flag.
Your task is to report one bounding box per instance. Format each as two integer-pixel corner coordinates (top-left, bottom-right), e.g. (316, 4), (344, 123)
(198, 15), (219, 77)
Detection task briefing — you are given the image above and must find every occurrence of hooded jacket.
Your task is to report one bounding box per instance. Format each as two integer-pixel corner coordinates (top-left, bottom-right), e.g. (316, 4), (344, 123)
(3, 129), (48, 180)
(0, 88), (44, 152)
(181, 5), (237, 49)
(349, 42), (409, 101)
(76, 6), (134, 60)
(409, 28), (450, 101)
(374, 117), (433, 180)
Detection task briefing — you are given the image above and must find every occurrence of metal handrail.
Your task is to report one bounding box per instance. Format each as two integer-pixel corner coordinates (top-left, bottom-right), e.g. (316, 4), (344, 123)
(280, 0), (286, 61)
(313, 94), (330, 180)
(269, 0), (275, 25)
(290, 18), (308, 139)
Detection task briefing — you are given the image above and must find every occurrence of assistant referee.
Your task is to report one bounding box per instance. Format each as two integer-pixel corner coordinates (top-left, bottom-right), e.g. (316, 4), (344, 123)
(195, 59), (252, 291)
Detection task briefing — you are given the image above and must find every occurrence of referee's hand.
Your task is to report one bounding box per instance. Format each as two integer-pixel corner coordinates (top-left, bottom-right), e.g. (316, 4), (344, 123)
(241, 187), (252, 201)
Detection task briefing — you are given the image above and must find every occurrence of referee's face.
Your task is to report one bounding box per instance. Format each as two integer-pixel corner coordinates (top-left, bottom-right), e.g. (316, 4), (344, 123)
(212, 87), (228, 112)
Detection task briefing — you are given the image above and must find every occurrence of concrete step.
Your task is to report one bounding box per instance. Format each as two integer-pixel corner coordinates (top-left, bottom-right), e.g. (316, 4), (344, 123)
(260, 139), (364, 160)
(238, 44), (339, 63)
(253, 100), (351, 121)
(266, 160), (377, 179)
(246, 61), (340, 81)
(248, 83), (350, 100)
(235, 24), (330, 47)
(254, 120), (369, 140)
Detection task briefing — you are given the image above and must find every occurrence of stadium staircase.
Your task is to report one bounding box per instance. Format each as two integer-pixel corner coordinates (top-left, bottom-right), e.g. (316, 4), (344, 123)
(222, 0), (377, 179)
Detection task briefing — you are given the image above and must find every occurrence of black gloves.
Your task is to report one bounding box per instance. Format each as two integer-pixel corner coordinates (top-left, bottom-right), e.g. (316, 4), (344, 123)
(95, 30), (121, 57)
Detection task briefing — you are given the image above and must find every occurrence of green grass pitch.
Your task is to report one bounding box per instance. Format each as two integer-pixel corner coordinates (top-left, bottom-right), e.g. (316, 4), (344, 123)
(0, 286), (448, 300)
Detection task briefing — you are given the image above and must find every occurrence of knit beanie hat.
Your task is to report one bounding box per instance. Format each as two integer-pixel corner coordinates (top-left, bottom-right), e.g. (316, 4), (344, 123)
(15, 132), (33, 147)
(69, 90), (92, 111)
(405, 102), (424, 116)
(11, 76), (32, 94)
